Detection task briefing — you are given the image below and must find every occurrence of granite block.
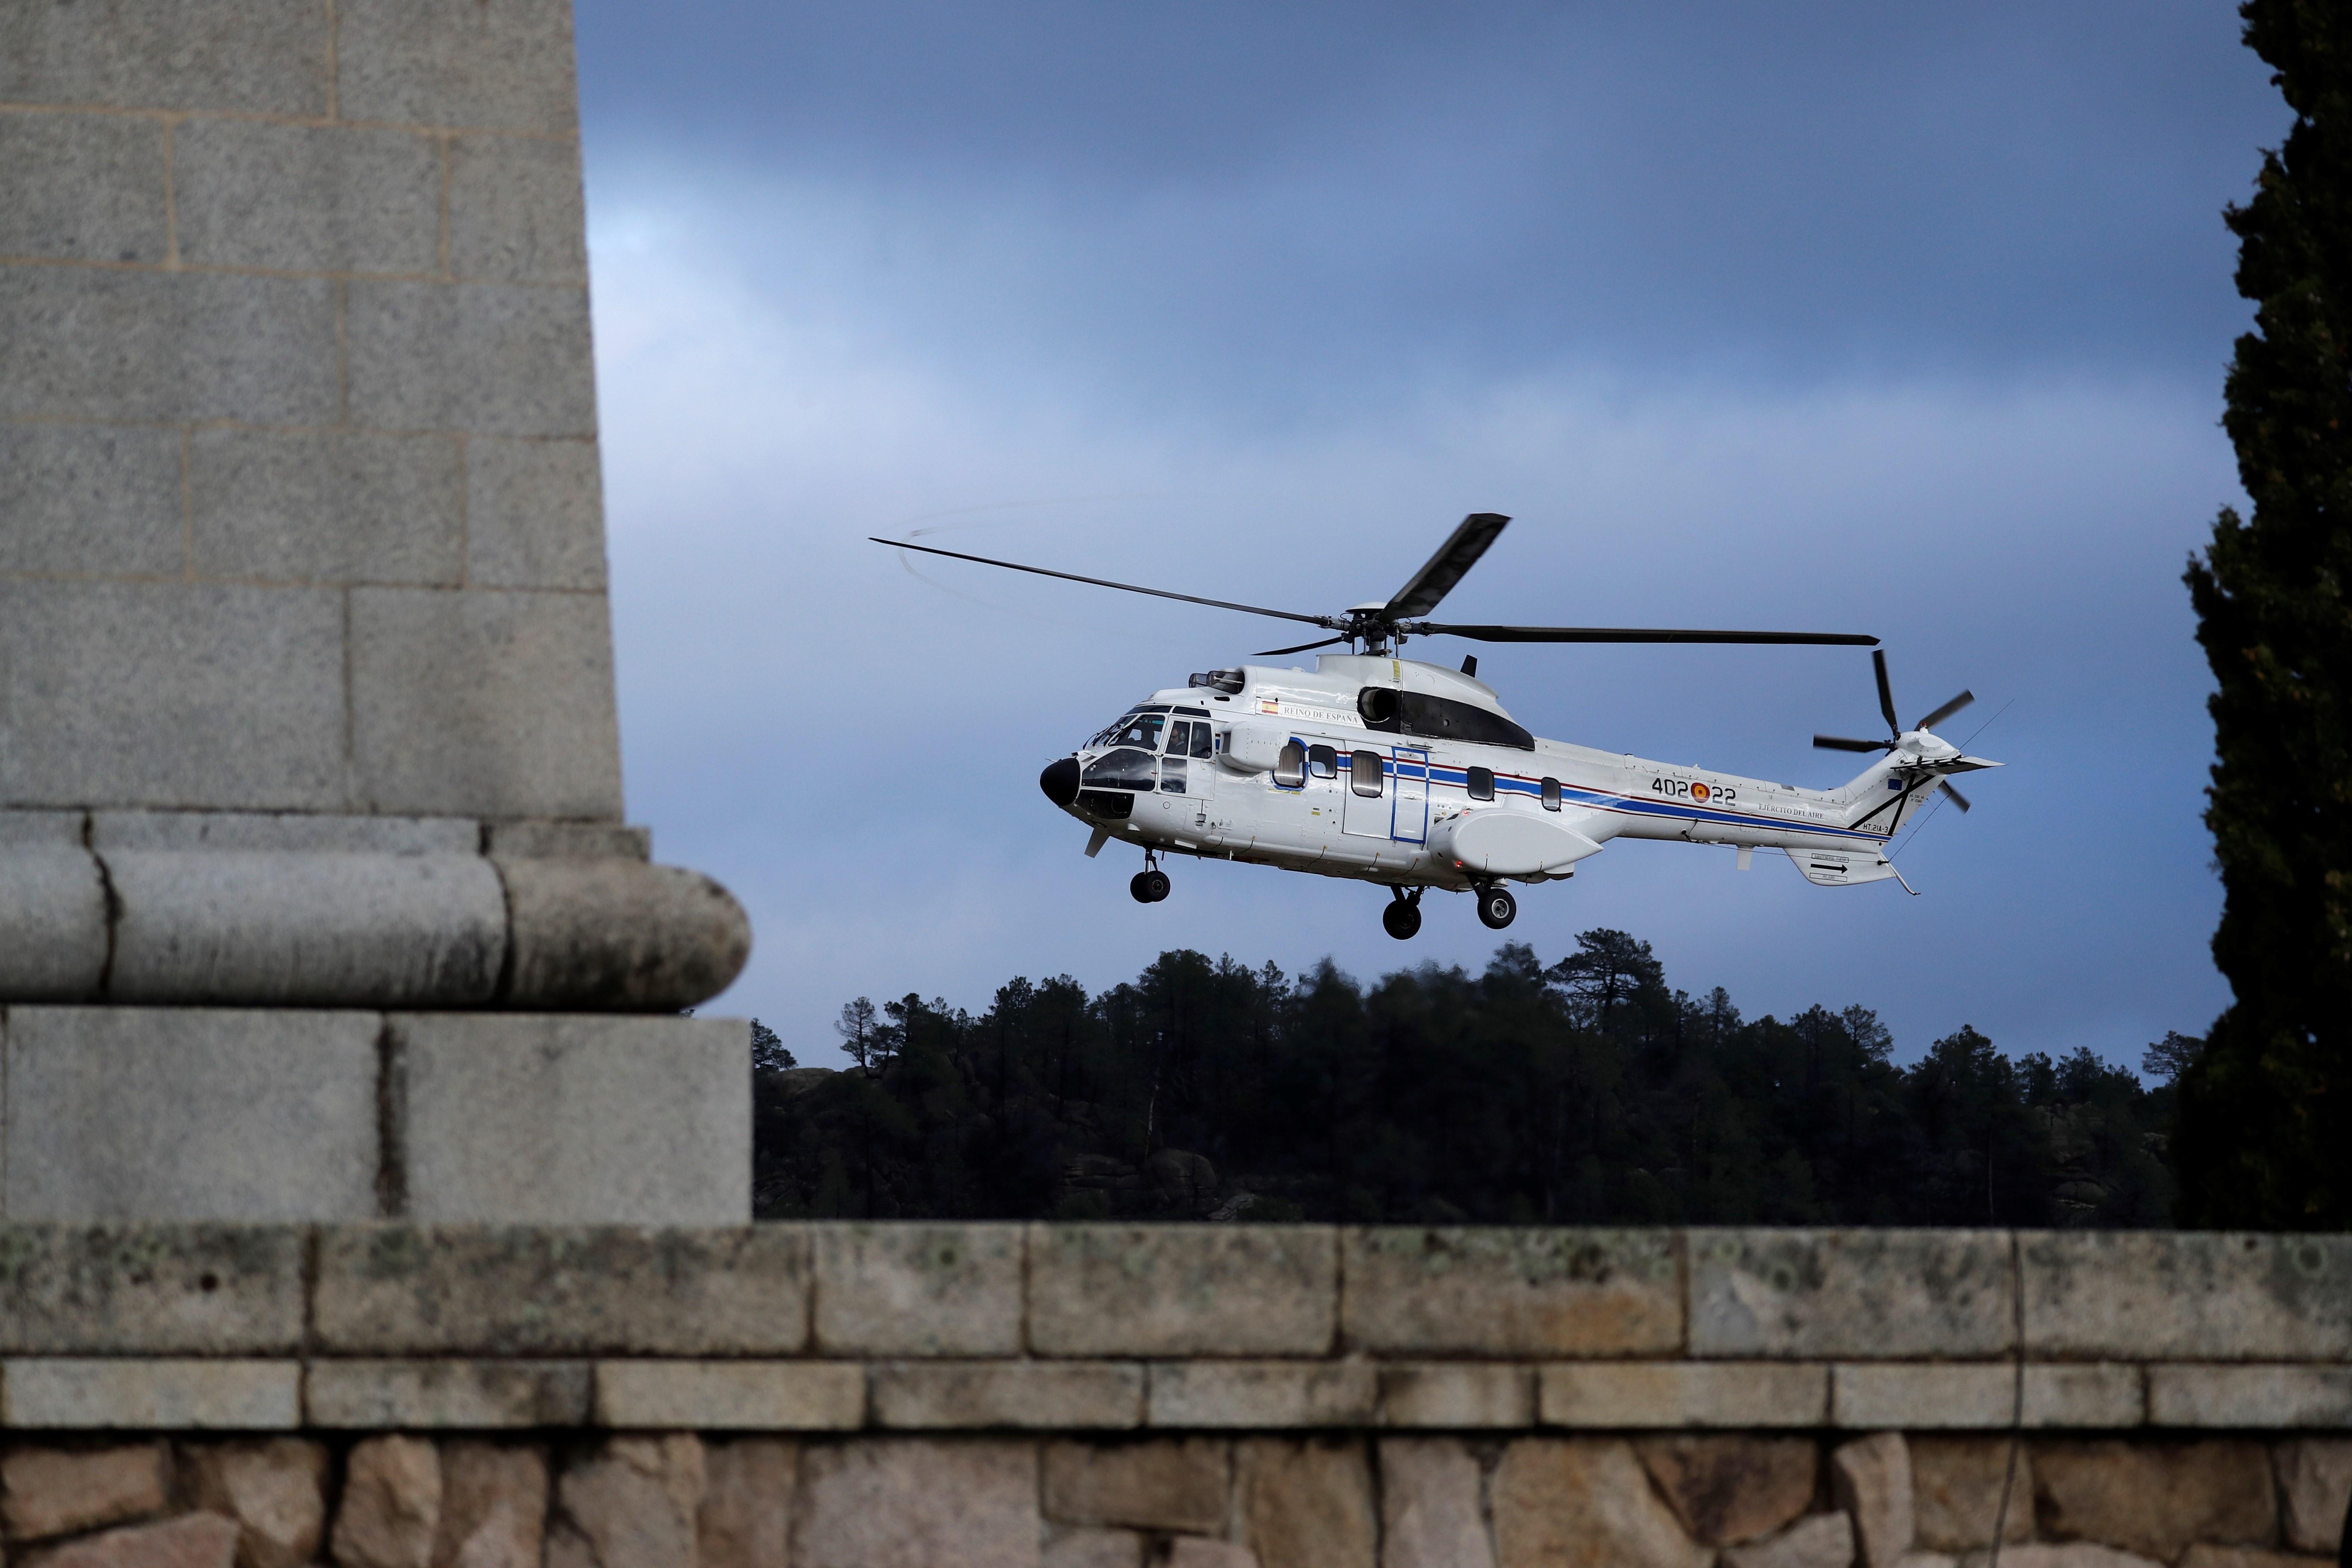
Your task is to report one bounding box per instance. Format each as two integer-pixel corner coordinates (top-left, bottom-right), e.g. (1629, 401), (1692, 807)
(173, 119), (439, 274)
(1342, 1228), (1679, 1356)
(0, 423), (184, 577)
(345, 281), (594, 437)
(188, 429), (463, 585)
(1690, 1229), (2014, 1359)
(1029, 1225), (1337, 1357)
(313, 1225), (805, 1355)
(349, 586), (621, 819)
(0, 112), (167, 262)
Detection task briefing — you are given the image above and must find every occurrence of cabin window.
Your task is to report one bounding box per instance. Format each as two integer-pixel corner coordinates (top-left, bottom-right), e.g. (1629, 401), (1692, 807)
(1351, 749), (1385, 797)
(1541, 777), (1562, 812)
(1082, 749), (1159, 791)
(1161, 758), (1187, 794)
(1274, 741), (1307, 789)
(1467, 766), (1495, 801)
(1188, 723), (1214, 760)
(1308, 744), (1338, 779)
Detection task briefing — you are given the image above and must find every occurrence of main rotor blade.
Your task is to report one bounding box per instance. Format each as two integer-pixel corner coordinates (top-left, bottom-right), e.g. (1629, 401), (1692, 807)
(1416, 624), (1880, 646)
(1939, 779), (1973, 813)
(1256, 635), (1350, 657)
(1813, 735), (1890, 752)
(868, 538), (1335, 628)
(1917, 689), (1975, 732)
(1873, 648), (1899, 735)
(1384, 513), (1511, 619)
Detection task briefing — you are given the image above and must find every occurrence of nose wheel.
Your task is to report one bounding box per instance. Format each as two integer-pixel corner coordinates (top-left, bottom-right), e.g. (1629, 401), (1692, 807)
(1130, 849), (1171, 904)
(1381, 885), (1423, 940)
(1475, 884), (1518, 930)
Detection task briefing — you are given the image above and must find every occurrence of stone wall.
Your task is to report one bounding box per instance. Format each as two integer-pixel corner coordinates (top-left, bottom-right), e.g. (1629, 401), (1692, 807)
(0, 1223), (2343, 1566)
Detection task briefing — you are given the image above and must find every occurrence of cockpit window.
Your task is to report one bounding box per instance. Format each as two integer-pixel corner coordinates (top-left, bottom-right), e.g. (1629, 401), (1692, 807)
(1089, 713), (1165, 751)
(1082, 749), (1158, 790)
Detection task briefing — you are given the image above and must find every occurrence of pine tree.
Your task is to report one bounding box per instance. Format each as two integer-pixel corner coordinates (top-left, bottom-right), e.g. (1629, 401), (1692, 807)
(2177, 0), (2352, 1226)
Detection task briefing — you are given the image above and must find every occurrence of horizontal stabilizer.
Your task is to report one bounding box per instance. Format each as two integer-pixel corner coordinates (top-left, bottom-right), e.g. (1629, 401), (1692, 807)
(1787, 847), (1903, 888)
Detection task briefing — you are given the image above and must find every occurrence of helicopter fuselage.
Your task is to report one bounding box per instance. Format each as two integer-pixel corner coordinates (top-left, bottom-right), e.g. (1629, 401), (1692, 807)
(1044, 654), (1986, 900)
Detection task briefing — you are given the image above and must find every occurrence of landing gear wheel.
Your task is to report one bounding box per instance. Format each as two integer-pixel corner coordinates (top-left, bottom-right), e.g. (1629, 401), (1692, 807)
(1381, 897), (1422, 940)
(1131, 869), (1171, 903)
(1475, 885), (1517, 930)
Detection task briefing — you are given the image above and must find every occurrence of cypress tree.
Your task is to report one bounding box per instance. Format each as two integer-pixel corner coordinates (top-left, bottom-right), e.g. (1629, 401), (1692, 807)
(2177, 0), (2352, 1226)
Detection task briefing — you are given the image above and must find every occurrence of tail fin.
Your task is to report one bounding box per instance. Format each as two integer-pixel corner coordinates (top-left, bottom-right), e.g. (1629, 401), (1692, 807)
(1834, 751), (2002, 836)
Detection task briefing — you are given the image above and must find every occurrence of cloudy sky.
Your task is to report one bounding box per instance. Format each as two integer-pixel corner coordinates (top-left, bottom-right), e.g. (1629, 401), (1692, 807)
(570, 1), (2285, 1071)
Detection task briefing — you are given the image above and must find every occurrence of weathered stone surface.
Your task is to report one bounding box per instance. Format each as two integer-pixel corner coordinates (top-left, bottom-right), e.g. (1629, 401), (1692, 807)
(1976, 1549), (2162, 1568)
(2177, 1549), (2335, 1568)
(5, 1361), (300, 1430)
(34, 1513), (243, 1568)
(345, 282), (596, 438)
(464, 438), (606, 591)
(173, 119), (439, 274)
(2022, 1232), (2352, 1361)
(349, 587), (617, 820)
(1379, 1438), (1495, 1568)
(792, 1439), (1040, 1568)
(0, 1225), (305, 1354)
(1723, 1514), (1856, 1568)
(1148, 1361), (1377, 1429)
(548, 1435), (703, 1568)
(332, 1436), (441, 1568)
(1044, 1527), (1148, 1568)
(1831, 1433), (1913, 1568)
(187, 429), (462, 587)
(481, 822), (648, 861)
(0, 424), (182, 577)
(89, 815), (480, 855)
(183, 1439), (329, 1568)
(1635, 1436), (1817, 1546)
(1030, 1226), (1337, 1357)
(1377, 1363), (1533, 1428)
(306, 1361), (590, 1429)
(1491, 1439), (1709, 1568)
(696, 1439), (795, 1568)
(1692, 1231), (2012, 1358)
(2275, 1438), (2352, 1555)
(0, 110), (164, 262)
(0, 268), (338, 428)
(447, 136), (588, 284)
(396, 1016), (749, 1222)
(497, 861), (750, 1014)
(6, 1009), (378, 1222)
(2031, 1439), (2274, 1562)
(1, 1442), (170, 1540)
(1834, 1364), (2141, 1430)
(873, 1362), (1140, 1430)
(1542, 1362), (1829, 1428)
(0, 849), (107, 1001)
(0, 580), (345, 812)
(1238, 1439), (1376, 1568)
(335, 0), (579, 133)
(1043, 1439), (1228, 1534)
(430, 1443), (545, 1568)
(0, 0), (327, 113)
(813, 1223), (1024, 1356)
(316, 1226), (807, 1354)
(2150, 1364), (2352, 1427)
(105, 850), (507, 1008)
(1342, 1228), (1679, 1355)
(596, 1361), (865, 1430)
(1167, 1543), (1259, 1568)
(1908, 1438), (2031, 1551)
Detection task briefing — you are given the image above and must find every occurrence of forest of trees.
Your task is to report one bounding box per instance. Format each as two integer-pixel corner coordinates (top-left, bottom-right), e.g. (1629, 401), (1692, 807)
(751, 932), (2185, 1228)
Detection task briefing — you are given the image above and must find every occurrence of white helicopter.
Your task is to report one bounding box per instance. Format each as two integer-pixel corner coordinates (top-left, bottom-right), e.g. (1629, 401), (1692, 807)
(876, 514), (1999, 939)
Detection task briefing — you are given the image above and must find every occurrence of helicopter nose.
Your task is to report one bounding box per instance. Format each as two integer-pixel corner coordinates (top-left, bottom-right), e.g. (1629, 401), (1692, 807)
(1039, 756), (1081, 807)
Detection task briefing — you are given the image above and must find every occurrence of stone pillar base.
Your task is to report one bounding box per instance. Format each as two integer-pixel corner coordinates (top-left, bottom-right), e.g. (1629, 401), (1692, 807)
(0, 1008), (747, 1224)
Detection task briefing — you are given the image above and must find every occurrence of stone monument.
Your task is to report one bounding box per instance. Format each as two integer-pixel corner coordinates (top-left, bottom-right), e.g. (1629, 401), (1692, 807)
(0, 0), (752, 1222)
